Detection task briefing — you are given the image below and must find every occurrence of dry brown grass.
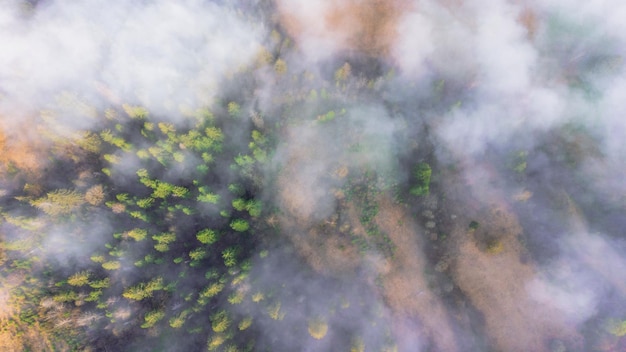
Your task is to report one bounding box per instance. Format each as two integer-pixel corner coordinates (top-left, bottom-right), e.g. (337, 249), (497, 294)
(375, 196), (460, 352)
(443, 164), (581, 352)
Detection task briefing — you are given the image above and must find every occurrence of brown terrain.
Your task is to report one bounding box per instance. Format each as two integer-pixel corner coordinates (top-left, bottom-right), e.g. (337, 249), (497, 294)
(275, 0), (413, 57)
(443, 161), (582, 352)
(276, 122), (587, 351)
(275, 0), (538, 61)
(374, 196), (460, 352)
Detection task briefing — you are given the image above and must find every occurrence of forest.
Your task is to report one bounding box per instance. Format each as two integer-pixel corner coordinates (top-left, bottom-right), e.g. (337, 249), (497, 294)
(1, 0), (626, 351)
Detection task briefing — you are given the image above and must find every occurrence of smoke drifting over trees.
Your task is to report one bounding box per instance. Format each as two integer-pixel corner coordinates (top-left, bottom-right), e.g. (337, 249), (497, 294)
(1, 0), (626, 351)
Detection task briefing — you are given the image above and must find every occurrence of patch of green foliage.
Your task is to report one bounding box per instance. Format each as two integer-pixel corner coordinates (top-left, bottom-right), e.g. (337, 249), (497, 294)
(410, 163), (431, 196)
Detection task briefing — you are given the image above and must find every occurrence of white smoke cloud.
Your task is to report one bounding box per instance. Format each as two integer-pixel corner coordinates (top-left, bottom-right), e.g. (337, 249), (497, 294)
(0, 0), (264, 125)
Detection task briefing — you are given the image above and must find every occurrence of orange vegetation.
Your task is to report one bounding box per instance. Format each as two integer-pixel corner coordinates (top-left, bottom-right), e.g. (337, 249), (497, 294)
(0, 122), (44, 176)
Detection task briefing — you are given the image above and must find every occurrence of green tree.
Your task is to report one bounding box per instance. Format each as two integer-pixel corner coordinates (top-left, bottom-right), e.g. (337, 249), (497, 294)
(196, 229), (218, 245)
(189, 248), (207, 261)
(232, 198), (247, 211)
(230, 219), (249, 232)
(410, 162), (432, 196)
(228, 102), (241, 117)
(222, 247), (239, 267)
(200, 280), (225, 300)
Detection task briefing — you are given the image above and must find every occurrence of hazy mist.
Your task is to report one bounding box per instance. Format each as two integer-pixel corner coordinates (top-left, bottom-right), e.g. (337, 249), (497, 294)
(1, 0), (626, 351)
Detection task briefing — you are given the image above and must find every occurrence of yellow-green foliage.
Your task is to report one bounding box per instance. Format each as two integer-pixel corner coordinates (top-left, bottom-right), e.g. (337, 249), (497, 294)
(189, 247), (207, 261)
(335, 62), (351, 82)
(141, 309), (165, 329)
(30, 189), (84, 216)
(89, 278), (110, 289)
(169, 310), (190, 329)
(351, 337), (365, 352)
(136, 198), (154, 209)
(152, 233), (176, 252)
(76, 131), (102, 153)
(410, 163), (431, 196)
(197, 191), (220, 204)
(126, 228), (147, 241)
(157, 122), (175, 135)
(122, 277), (163, 301)
(224, 344), (240, 352)
(211, 310), (230, 333)
(85, 290), (102, 302)
(308, 317), (328, 340)
(267, 302), (284, 321)
(2, 215), (44, 231)
(205, 126), (224, 143)
(122, 104), (149, 119)
(232, 198), (247, 211)
(608, 319), (626, 337)
(90, 254), (105, 263)
(222, 247), (239, 266)
(230, 219), (249, 232)
(207, 333), (227, 351)
(53, 291), (78, 303)
(227, 102), (240, 117)
(274, 58), (287, 75)
(67, 271), (90, 287)
(196, 229), (218, 245)
(200, 281), (225, 299)
(238, 317), (252, 331)
(100, 129), (131, 151)
(101, 261), (120, 270)
(227, 290), (245, 305)
(251, 292), (264, 303)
